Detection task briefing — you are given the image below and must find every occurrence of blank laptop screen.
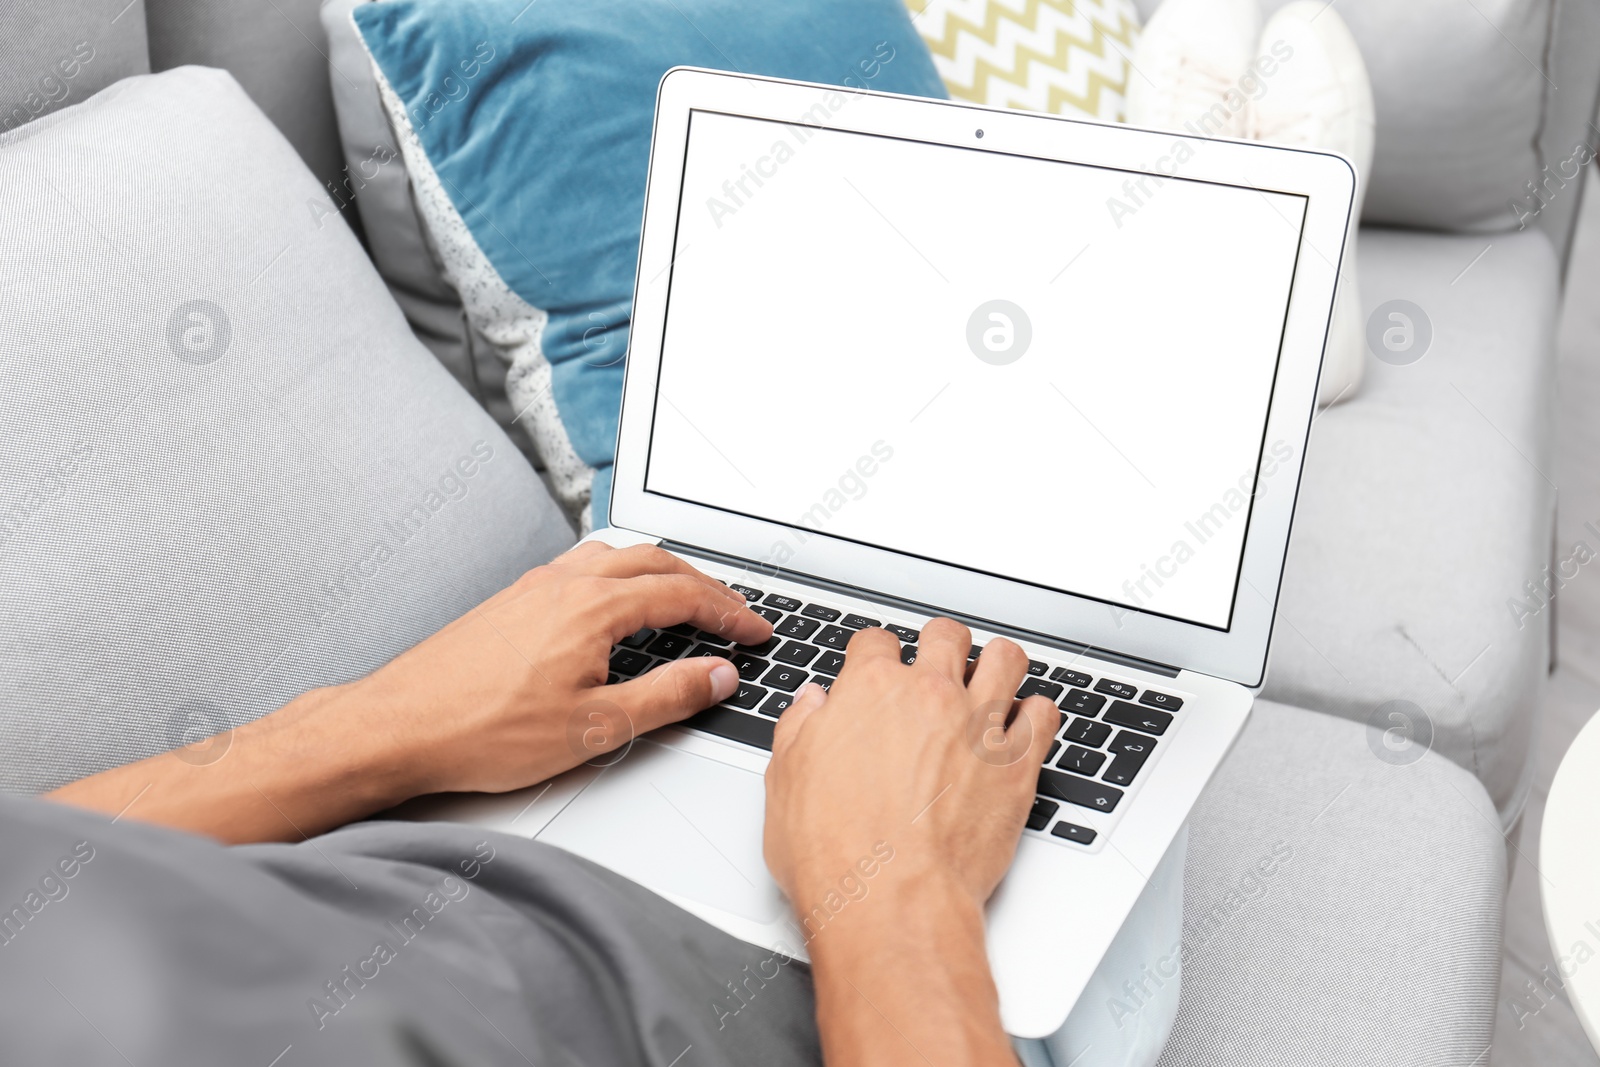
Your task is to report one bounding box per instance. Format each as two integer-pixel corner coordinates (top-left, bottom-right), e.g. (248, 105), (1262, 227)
(643, 108), (1308, 630)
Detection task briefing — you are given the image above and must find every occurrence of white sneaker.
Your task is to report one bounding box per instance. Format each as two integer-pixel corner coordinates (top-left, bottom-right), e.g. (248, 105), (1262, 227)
(1125, 0), (1261, 137)
(1247, 1), (1375, 407)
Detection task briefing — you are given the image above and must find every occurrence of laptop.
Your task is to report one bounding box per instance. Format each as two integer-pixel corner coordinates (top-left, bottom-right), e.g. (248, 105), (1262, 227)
(414, 67), (1354, 1039)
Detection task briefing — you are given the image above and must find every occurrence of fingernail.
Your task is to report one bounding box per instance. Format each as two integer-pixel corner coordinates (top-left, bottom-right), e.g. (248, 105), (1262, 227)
(708, 661), (739, 702)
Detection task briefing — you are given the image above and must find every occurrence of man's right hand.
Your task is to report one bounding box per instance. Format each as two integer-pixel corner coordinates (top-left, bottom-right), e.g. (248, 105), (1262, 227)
(762, 619), (1057, 1067)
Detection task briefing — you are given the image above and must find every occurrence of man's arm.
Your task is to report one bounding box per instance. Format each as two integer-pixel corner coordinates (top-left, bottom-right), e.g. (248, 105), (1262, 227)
(46, 543), (772, 843)
(763, 621), (1057, 1066)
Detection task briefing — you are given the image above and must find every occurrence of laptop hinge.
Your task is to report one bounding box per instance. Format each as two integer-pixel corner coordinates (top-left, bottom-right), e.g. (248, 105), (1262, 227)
(663, 541), (1182, 679)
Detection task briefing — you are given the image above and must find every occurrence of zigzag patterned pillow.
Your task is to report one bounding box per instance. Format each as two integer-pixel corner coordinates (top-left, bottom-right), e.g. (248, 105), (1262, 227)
(906, 0), (1142, 122)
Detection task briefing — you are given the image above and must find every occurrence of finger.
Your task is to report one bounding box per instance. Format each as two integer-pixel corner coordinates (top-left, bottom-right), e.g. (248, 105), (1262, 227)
(843, 624), (900, 665)
(1011, 695), (1059, 777)
(598, 573), (772, 645)
(567, 543), (745, 606)
(770, 681), (829, 760)
(916, 617), (972, 682)
(967, 637), (1031, 705)
(553, 540), (613, 565)
(601, 655), (740, 732)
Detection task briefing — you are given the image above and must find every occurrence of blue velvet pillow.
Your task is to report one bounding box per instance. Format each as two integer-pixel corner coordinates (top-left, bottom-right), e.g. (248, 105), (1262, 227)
(353, 0), (947, 529)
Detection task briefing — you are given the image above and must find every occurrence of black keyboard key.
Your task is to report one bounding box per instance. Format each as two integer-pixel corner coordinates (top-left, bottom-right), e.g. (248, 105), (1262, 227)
(1064, 718), (1112, 747)
(969, 645), (983, 660)
(899, 644), (918, 665)
(730, 584), (763, 602)
(801, 603), (841, 622)
(1017, 677), (1063, 701)
(1046, 740), (1061, 764)
(694, 630), (733, 647)
(608, 649), (652, 677)
(1027, 797), (1059, 832)
(1037, 769), (1122, 813)
(813, 651), (845, 676)
(764, 594), (803, 612)
(885, 624), (920, 643)
(730, 653), (769, 682)
(1056, 745), (1107, 777)
(1105, 732), (1155, 783)
(760, 691), (795, 717)
(815, 625), (853, 650)
(761, 665), (809, 692)
(1105, 751), (1152, 787)
(1095, 678), (1137, 700)
(1027, 659), (1048, 676)
(1061, 689), (1106, 716)
(1108, 731), (1157, 757)
(737, 636), (782, 656)
(686, 643), (732, 659)
(725, 683), (767, 710)
(686, 706), (773, 749)
(645, 632), (695, 659)
(620, 627), (655, 648)
(607, 673), (618, 685)
(774, 641), (820, 667)
(841, 613), (880, 630)
(1050, 821), (1098, 845)
(1103, 701), (1172, 736)
(1140, 690), (1184, 711)
(666, 623), (697, 636)
(1051, 667), (1092, 687)
(775, 615), (821, 640)
(752, 605), (784, 625)
(814, 676), (834, 692)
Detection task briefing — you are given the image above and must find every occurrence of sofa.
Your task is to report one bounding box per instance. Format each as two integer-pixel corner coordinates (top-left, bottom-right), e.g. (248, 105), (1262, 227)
(4, 0), (1596, 1061)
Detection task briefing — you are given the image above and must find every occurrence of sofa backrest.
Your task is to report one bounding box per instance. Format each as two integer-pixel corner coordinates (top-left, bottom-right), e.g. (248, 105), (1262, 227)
(1131, 0), (1600, 269)
(142, 0), (347, 200)
(0, 0), (150, 136)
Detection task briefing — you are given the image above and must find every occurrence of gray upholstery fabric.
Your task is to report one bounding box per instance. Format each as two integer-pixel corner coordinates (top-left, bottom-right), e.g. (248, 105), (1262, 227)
(0, 0), (149, 134)
(319, 0), (502, 435)
(144, 0), (347, 196)
(1157, 700), (1505, 1066)
(0, 66), (574, 795)
(1533, 0), (1600, 274)
(1265, 226), (1558, 823)
(1128, 0), (1589, 235)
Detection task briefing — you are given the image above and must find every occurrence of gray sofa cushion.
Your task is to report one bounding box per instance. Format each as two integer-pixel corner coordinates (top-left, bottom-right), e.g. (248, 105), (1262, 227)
(0, 0), (149, 134)
(1158, 700), (1504, 1065)
(144, 0), (347, 195)
(0, 66), (574, 795)
(1265, 225), (1558, 823)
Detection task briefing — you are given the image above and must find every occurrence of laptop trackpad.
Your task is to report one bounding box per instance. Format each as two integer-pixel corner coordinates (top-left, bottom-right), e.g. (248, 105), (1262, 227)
(536, 740), (787, 924)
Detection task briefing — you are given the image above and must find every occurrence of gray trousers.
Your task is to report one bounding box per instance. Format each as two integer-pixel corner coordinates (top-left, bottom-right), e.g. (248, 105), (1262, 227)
(0, 794), (1181, 1067)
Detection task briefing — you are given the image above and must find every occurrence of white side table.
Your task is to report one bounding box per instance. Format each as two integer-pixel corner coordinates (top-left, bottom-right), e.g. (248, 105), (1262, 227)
(1542, 706), (1600, 1053)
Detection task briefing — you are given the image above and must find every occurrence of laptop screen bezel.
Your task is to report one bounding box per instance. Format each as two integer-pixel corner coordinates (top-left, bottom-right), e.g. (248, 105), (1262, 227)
(611, 67), (1355, 688)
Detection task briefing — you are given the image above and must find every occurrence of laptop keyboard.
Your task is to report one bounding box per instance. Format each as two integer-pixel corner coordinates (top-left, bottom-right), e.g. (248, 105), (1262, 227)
(607, 582), (1185, 848)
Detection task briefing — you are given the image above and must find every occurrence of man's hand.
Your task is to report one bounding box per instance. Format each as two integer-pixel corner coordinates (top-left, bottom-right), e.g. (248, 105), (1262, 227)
(360, 541), (771, 796)
(764, 618), (1057, 911)
(763, 618), (1057, 1067)
(47, 542), (772, 842)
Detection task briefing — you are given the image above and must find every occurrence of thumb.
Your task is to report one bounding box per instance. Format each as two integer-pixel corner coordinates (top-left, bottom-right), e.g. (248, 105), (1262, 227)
(604, 655), (740, 732)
